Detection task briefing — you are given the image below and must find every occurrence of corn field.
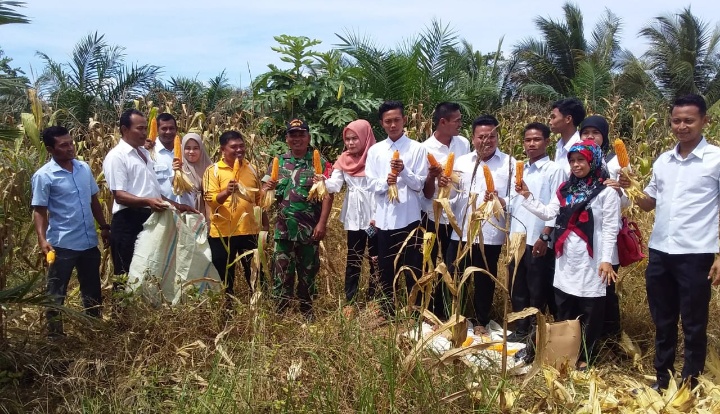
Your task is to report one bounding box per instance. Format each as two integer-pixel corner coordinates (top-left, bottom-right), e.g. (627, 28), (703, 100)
(0, 91), (718, 413)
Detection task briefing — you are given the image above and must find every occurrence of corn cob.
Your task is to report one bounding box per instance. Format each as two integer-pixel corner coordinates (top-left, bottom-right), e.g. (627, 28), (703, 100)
(270, 157), (279, 181)
(173, 135), (181, 159)
(308, 150), (328, 202)
(614, 139), (629, 168)
(427, 154), (440, 168)
(483, 165), (494, 192)
(613, 138), (645, 206)
(443, 152), (455, 177)
(46, 250), (55, 264)
(313, 149), (322, 174)
(261, 157), (280, 210)
(388, 150), (400, 202)
(171, 134), (194, 196)
(391, 150), (400, 173)
(233, 158), (241, 181)
(515, 161), (524, 186)
(148, 117), (158, 143)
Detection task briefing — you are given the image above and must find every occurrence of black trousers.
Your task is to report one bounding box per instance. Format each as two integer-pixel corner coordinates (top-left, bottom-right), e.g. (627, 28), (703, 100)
(422, 213), (452, 320)
(208, 234), (258, 295)
(602, 264), (622, 339)
(46, 246), (102, 335)
(345, 229), (378, 303)
(446, 240), (502, 327)
(646, 249), (714, 384)
(554, 288), (606, 364)
(376, 221), (422, 315)
(508, 245), (555, 334)
(110, 207), (152, 276)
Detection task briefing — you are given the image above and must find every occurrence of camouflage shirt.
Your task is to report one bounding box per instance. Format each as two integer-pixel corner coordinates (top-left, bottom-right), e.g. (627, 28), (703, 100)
(265, 150), (328, 242)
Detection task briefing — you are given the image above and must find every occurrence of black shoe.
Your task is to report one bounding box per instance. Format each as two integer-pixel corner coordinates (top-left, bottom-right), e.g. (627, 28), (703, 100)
(651, 381), (668, 392)
(681, 377), (699, 390)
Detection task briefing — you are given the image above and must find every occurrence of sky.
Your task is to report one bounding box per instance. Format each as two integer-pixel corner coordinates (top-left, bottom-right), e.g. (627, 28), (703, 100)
(1, 0), (718, 88)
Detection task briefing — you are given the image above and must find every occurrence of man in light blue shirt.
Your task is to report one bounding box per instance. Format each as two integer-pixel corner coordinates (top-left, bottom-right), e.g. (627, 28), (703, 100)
(31, 126), (110, 337)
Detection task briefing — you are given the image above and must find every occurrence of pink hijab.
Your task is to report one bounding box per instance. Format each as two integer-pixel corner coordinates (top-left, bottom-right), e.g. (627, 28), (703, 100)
(333, 119), (376, 177)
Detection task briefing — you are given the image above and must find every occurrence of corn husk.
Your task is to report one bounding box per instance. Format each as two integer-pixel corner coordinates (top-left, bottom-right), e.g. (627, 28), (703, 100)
(172, 170), (195, 196)
(308, 178), (327, 202)
(504, 232), (527, 289)
(261, 189), (275, 210)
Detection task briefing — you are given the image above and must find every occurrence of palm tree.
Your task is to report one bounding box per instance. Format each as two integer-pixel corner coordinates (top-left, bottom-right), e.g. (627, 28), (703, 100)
(0, 1), (29, 141)
(0, 0), (28, 25)
(336, 19), (506, 134)
(37, 32), (160, 130)
(639, 7), (720, 104)
(511, 2), (621, 110)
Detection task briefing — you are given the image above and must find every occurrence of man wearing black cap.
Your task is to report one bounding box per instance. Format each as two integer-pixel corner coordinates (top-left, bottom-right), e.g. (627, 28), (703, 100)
(262, 118), (333, 317)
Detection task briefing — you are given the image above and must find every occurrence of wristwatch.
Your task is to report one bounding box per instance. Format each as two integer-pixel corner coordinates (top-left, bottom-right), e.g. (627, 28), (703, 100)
(539, 233), (551, 242)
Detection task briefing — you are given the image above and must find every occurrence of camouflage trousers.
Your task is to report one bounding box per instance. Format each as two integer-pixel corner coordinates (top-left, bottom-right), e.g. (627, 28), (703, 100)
(272, 239), (320, 314)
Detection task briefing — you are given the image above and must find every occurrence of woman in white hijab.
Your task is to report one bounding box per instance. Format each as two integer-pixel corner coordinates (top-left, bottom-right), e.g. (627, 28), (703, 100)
(174, 132), (213, 221)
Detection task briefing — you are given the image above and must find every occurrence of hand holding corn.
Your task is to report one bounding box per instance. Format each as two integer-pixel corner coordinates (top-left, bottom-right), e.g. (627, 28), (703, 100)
(387, 150), (401, 202)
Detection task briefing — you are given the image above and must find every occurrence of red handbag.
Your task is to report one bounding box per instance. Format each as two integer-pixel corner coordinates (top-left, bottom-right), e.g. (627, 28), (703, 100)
(617, 217), (646, 266)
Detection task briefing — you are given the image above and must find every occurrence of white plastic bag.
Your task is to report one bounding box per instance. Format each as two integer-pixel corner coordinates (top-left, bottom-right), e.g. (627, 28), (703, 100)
(127, 209), (221, 305)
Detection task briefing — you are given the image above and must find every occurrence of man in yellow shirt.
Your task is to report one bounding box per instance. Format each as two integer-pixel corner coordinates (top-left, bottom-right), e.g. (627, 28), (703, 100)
(203, 131), (268, 296)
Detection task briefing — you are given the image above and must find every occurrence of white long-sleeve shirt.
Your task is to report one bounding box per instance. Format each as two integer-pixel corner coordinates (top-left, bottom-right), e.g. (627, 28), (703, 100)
(365, 135), (428, 230)
(522, 186), (621, 297)
(421, 134), (471, 223)
(508, 156), (565, 245)
(325, 169), (375, 231)
(450, 149), (515, 245)
(554, 131), (581, 175)
(645, 137), (720, 254)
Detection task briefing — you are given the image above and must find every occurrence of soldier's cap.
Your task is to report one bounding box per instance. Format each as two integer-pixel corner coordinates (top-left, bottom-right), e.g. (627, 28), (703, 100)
(286, 118), (310, 133)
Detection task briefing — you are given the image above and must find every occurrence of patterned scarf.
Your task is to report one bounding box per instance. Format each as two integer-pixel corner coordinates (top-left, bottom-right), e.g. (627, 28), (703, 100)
(554, 140), (606, 258)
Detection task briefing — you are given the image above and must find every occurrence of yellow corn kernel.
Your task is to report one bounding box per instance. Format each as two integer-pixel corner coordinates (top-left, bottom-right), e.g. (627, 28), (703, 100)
(173, 135), (181, 159)
(427, 153), (440, 168)
(313, 150), (322, 174)
(614, 139), (629, 168)
(461, 336), (474, 347)
(46, 250), (56, 264)
(270, 157), (279, 181)
(148, 117), (158, 143)
(443, 152), (455, 177)
(483, 165), (494, 192)
(233, 158), (240, 181)
(515, 161), (524, 186)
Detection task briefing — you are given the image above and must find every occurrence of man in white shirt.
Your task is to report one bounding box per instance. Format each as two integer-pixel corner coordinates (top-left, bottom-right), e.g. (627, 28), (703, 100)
(620, 94), (720, 391)
(421, 102), (471, 319)
(507, 122), (565, 341)
(447, 115), (515, 334)
(144, 112), (178, 201)
(365, 101), (428, 316)
(104, 109), (196, 280)
(550, 97), (585, 176)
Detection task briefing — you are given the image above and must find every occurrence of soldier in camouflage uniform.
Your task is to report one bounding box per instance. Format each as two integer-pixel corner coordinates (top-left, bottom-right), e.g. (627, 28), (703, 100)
(262, 119), (333, 316)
